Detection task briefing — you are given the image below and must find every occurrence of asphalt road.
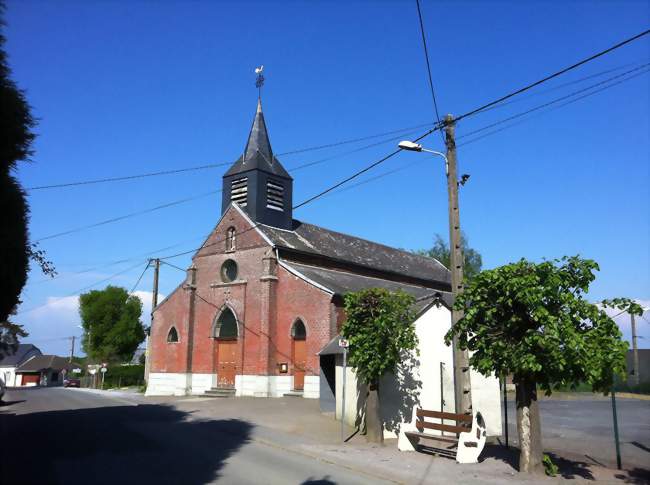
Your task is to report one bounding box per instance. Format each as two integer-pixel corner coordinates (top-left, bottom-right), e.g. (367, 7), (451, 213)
(0, 387), (387, 485)
(503, 396), (650, 473)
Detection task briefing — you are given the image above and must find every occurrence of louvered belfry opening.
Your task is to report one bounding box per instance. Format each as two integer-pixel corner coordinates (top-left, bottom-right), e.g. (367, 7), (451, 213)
(266, 178), (284, 211)
(221, 98), (293, 229)
(231, 177), (248, 207)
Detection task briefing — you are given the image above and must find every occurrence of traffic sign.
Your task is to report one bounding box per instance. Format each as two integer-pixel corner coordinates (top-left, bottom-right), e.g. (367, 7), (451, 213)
(338, 338), (349, 348)
(100, 368), (107, 373)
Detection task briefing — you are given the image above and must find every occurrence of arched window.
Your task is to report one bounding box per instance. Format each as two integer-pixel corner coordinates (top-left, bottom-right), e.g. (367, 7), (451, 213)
(167, 327), (179, 343)
(291, 319), (306, 340)
(214, 307), (238, 340)
(226, 227), (236, 251)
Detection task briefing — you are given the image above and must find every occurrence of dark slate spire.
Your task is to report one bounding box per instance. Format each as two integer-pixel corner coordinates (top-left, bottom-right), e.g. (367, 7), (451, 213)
(222, 99), (293, 230)
(224, 99), (291, 179)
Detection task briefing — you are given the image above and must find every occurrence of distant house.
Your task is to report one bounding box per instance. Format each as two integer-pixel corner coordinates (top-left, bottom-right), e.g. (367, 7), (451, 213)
(0, 344), (42, 387)
(15, 355), (80, 387)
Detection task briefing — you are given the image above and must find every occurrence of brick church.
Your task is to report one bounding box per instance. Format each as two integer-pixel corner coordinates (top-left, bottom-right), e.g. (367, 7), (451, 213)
(146, 98), (452, 399)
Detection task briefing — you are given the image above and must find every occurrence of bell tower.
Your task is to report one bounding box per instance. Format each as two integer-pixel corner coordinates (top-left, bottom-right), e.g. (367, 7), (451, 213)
(222, 97), (293, 230)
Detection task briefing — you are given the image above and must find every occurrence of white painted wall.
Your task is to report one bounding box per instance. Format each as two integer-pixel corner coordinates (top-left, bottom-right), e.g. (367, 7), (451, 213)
(1, 367), (17, 387)
(190, 373), (213, 395)
(148, 372), (320, 398)
(333, 304), (502, 443)
(146, 373), (191, 396)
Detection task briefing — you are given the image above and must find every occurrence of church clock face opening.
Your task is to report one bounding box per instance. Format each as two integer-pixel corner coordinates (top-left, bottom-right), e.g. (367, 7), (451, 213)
(221, 259), (238, 282)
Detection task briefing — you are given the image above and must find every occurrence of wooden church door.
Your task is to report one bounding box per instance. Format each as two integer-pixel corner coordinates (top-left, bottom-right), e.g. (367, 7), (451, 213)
(292, 339), (306, 391)
(217, 341), (237, 388)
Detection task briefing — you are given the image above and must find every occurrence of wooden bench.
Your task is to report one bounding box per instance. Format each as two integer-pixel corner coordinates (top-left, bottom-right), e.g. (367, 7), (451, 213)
(402, 408), (487, 464)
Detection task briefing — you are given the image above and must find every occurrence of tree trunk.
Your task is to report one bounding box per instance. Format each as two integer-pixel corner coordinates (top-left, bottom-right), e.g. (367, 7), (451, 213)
(515, 379), (543, 473)
(366, 380), (383, 444)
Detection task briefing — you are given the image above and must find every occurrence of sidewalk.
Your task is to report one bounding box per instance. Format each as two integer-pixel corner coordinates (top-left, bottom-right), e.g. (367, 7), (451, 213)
(144, 395), (646, 484)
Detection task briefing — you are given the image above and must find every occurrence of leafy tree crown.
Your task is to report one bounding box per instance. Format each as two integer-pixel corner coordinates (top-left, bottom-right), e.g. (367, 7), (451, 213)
(342, 288), (418, 385)
(79, 285), (145, 362)
(445, 256), (641, 394)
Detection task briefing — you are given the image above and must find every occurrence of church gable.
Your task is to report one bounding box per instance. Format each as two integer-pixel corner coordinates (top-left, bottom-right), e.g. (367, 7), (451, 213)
(193, 203), (272, 260)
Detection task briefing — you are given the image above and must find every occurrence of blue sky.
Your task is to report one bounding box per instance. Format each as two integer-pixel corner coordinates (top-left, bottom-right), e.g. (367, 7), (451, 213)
(6, 1), (649, 355)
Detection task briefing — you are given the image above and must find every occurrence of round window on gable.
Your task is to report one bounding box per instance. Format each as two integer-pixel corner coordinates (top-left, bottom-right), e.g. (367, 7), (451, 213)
(221, 259), (238, 282)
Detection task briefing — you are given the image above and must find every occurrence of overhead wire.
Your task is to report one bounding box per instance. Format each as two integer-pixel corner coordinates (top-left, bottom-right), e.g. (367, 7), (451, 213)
(415, 0), (445, 145)
(32, 128), (428, 243)
(477, 61), (646, 113)
(26, 123), (433, 191)
(457, 64), (650, 147)
(453, 28), (650, 123)
(16, 260), (147, 316)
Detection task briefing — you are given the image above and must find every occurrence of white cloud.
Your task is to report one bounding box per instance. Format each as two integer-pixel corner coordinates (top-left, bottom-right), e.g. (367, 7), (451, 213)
(17, 290), (165, 356)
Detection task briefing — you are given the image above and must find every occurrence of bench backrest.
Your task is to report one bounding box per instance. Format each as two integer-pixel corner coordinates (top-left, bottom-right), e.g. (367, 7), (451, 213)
(415, 409), (472, 435)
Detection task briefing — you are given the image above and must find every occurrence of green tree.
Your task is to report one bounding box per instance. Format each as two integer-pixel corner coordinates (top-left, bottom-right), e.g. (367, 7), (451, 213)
(342, 288), (418, 443)
(415, 232), (482, 281)
(79, 286), (145, 363)
(0, 4), (56, 357)
(445, 256), (642, 473)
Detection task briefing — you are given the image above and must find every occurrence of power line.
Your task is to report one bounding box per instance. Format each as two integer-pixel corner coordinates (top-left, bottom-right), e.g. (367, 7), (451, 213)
(16, 260), (146, 316)
(26, 123), (433, 191)
(26, 162), (233, 191)
(457, 64), (650, 147)
(293, 124), (442, 209)
(27, 236), (206, 287)
(478, 61), (646, 113)
(415, 0), (445, 145)
(454, 28), (650, 123)
(128, 262), (151, 295)
(35, 190), (220, 243)
(32, 129), (425, 243)
(276, 122), (433, 156)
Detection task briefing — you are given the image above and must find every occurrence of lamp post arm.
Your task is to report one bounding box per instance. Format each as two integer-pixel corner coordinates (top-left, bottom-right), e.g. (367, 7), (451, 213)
(421, 148), (449, 175)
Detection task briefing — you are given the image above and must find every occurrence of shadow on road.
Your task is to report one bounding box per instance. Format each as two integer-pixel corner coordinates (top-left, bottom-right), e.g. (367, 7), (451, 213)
(0, 403), (253, 485)
(482, 445), (596, 479)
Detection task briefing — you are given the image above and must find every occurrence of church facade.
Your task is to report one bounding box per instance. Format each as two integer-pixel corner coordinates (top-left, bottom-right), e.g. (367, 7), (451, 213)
(146, 99), (453, 398)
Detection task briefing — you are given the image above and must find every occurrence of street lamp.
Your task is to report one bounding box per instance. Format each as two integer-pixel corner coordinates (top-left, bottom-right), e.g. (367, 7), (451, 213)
(398, 141), (449, 174)
(398, 132), (473, 416)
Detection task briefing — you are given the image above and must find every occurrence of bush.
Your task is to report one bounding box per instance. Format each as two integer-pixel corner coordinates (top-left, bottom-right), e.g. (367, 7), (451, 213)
(102, 364), (144, 388)
(543, 454), (558, 477)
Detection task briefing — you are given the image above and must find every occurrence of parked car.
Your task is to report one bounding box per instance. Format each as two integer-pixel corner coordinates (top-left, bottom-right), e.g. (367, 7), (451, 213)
(63, 378), (80, 388)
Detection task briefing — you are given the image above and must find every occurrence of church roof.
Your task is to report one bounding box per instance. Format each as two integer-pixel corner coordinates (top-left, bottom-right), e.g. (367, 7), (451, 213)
(258, 220), (451, 286)
(224, 99), (291, 179)
(282, 261), (447, 303)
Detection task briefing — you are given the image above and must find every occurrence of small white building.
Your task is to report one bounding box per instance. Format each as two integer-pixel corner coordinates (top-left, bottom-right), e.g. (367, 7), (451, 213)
(0, 344), (42, 387)
(321, 294), (502, 445)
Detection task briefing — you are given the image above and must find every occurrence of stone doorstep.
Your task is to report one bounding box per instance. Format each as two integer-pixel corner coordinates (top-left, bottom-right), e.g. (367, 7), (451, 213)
(203, 387), (236, 398)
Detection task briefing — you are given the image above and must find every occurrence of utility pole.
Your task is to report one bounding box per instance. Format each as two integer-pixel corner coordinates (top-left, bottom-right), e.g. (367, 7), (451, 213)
(631, 313), (639, 386)
(144, 258), (160, 384)
(444, 114), (472, 416)
(69, 336), (75, 363)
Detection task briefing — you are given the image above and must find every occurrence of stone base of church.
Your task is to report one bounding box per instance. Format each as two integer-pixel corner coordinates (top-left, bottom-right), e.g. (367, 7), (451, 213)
(145, 372), (320, 399)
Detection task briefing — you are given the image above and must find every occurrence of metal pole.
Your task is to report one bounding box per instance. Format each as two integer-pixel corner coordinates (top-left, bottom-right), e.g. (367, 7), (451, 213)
(631, 313), (639, 386)
(503, 376), (509, 448)
(611, 387), (622, 470)
(69, 336), (75, 363)
(444, 114), (472, 416)
(341, 347), (347, 442)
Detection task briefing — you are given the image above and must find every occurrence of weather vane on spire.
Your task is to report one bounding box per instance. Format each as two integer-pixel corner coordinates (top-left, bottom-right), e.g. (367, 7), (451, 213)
(254, 65), (265, 98)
